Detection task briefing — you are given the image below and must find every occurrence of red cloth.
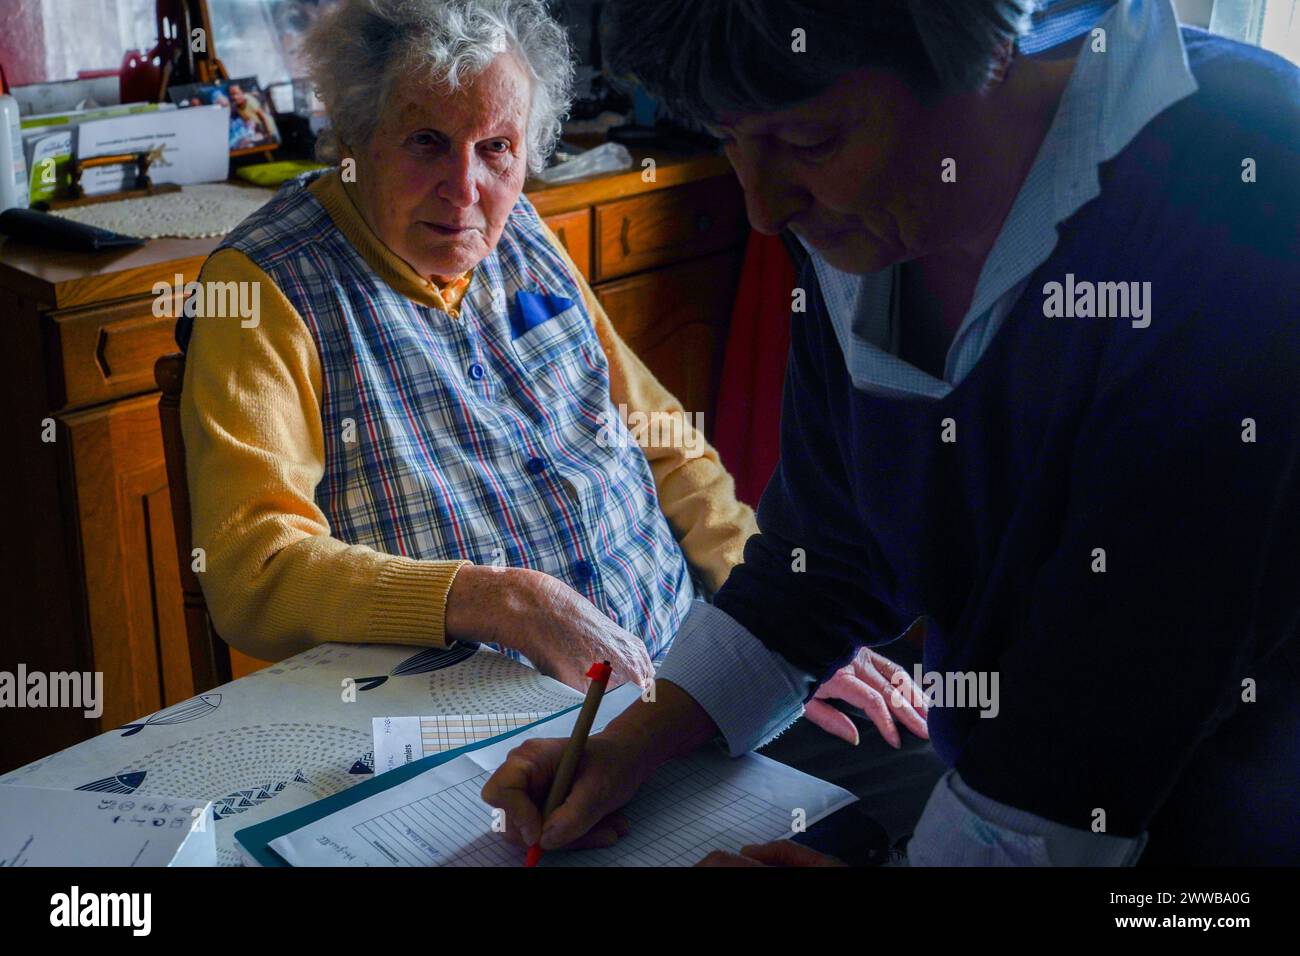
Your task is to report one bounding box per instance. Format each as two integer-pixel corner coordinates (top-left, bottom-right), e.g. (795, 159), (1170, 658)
(713, 232), (796, 507)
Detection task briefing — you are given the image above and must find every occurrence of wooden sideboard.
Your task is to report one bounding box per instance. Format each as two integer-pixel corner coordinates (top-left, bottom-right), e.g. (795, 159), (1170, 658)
(0, 151), (747, 771)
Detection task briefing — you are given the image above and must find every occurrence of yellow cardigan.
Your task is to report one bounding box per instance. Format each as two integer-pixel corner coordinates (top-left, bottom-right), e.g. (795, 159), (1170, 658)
(180, 171), (756, 662)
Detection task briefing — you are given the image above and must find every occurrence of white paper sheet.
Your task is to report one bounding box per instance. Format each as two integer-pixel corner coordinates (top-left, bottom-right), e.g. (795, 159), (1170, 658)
(77, 105), (229, 195)
(271, 684), (857, 867)
(0, 785), (215, 867)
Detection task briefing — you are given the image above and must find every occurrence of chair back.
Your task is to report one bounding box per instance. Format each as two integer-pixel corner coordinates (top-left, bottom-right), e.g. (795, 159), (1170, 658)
(155, 352), (232, 691)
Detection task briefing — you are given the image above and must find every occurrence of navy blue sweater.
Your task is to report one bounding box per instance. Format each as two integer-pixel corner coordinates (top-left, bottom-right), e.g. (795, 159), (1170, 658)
(714, 30), (1300, 849)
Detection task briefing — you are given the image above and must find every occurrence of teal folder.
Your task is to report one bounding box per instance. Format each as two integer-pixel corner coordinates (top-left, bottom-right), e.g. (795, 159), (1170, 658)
(234, 701), (584, 867)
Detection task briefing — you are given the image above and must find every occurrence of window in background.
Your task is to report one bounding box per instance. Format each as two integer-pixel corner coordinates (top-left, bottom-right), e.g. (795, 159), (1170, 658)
(0, 0), (338, 90)
(30, 0), (153, 81)
(206, 0), (338, 90)
(1210, 0), (1300, 62)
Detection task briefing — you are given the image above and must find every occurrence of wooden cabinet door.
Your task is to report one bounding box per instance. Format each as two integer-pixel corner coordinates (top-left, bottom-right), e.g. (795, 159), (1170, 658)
(594, 251), (743, 429)
(62, 392), (193, 730)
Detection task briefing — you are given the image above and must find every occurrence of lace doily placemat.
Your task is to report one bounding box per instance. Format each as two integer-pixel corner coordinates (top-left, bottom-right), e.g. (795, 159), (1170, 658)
(50, 182), (275, 238)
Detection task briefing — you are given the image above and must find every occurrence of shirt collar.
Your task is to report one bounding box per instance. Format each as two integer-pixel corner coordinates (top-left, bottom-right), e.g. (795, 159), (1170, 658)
(1018, 0), (1120, 55)
(1041, 0), (1199, 225)
(808, 0), (1198, 395)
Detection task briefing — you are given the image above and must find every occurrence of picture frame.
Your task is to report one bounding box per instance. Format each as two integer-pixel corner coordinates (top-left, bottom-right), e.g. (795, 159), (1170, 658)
(168, 75), (281, 153)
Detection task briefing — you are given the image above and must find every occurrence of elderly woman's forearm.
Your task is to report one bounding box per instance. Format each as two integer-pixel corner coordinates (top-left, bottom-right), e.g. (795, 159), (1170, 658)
(444, 564), (519, 645)
(199, 530), (468, 659)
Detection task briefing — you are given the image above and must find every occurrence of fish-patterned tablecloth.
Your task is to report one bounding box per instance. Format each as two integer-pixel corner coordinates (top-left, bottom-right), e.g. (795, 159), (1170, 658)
(0, 643), (582, 865)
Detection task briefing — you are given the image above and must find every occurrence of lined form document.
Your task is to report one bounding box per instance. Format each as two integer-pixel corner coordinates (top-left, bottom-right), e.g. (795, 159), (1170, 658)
(348, 753), (821, 867)
(272, 684), (857, 867)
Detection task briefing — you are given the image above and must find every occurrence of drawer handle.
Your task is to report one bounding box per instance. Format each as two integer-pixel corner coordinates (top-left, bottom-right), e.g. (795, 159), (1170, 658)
(695, 212), (713, 232)
(619, 217), (631, 256)
(95, 328), (112, 378)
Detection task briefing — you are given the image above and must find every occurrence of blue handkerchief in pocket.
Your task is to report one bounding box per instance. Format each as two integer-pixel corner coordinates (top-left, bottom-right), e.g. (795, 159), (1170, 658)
(511, 289), (577, 339)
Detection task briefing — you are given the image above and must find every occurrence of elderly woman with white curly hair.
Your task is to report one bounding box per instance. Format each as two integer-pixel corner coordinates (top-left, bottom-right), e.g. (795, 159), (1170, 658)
(176, 0), (928, 746)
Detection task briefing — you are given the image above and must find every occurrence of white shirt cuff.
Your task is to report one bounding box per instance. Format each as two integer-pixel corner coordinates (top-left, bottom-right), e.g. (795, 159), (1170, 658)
(656, 601), (814, 756)
(907, 770), (1147, 866)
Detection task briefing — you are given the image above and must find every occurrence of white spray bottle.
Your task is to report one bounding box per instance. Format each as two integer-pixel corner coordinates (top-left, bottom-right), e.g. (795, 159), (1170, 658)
(0, 63), (31, 212)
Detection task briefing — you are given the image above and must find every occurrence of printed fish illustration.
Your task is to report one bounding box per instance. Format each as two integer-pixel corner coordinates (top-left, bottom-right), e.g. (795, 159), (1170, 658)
(118, 694), (222, 737)
(353, 643), (477, 691)
(77, 771), (147, 794)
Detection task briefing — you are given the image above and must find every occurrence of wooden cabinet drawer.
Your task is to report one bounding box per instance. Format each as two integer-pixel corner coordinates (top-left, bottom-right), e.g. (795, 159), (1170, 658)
(543, 208), (592, 281)
(49, 292), (182, 411)
(594, 177), (746, 281)
(595, 251), (743, 424)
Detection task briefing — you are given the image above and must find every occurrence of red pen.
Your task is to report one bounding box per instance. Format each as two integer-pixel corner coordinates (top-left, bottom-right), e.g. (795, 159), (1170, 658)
(525, 660), (613, 866)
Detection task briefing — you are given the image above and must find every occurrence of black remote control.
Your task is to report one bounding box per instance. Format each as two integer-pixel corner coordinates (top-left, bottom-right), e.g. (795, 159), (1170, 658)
(0, 207), (145, 252)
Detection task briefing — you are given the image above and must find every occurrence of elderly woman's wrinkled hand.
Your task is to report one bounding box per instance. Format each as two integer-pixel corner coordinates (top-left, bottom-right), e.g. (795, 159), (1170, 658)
(450, 564), (654, 692)
(516, 571), (656, 692)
